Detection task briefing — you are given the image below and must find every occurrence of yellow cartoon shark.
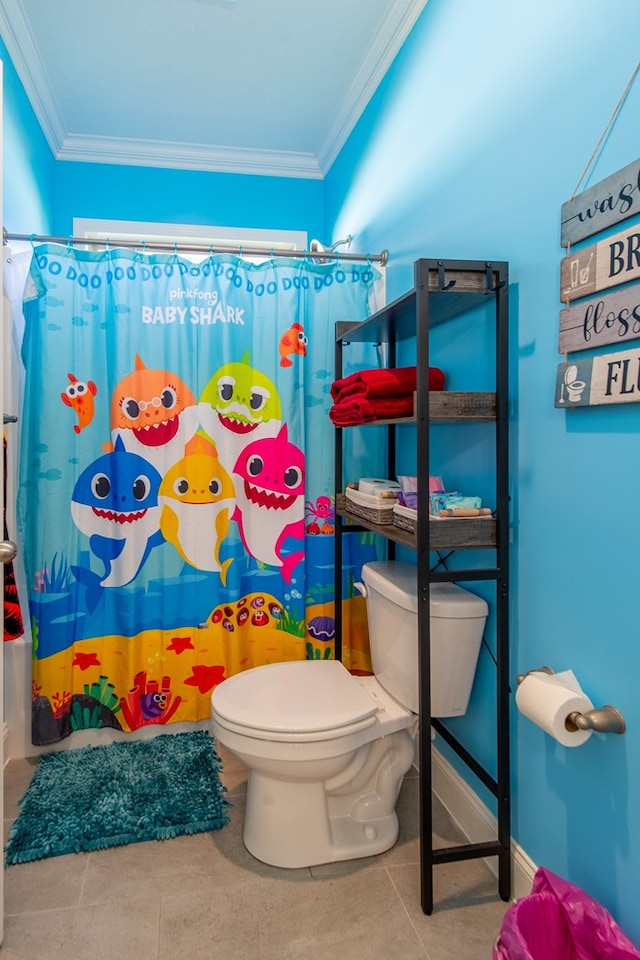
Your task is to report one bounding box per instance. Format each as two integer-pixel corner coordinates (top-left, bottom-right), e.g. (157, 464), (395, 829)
(158, 434), (235, 584)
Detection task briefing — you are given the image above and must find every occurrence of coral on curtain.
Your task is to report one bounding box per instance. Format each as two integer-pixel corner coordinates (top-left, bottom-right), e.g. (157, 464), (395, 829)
(17, 245), (380, 745)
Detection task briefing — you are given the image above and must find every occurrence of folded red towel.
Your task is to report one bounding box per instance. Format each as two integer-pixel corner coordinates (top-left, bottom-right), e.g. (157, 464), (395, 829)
(329, 395), (415, 426)
(330, 366), (444, 403)
(331, 366), (416, 402)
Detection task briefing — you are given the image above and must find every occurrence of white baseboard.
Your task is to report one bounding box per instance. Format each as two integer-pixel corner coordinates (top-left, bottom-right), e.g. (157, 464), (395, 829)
(432, 744), (536, 901)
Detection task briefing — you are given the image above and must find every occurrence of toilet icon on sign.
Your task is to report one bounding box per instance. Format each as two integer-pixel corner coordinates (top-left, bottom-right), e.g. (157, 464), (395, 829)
(558, 364), (586, 404)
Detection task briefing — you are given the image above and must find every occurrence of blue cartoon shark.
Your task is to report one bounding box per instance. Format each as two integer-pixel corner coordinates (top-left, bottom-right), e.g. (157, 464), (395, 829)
(71, 437), (164, 591)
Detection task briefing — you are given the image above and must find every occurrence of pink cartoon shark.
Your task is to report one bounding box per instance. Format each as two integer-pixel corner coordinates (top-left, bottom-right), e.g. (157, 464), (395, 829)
(232, 423), (305, 583)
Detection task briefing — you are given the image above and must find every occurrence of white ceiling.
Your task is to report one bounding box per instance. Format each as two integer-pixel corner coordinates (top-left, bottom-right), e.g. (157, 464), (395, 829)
(0, 0), (428, 179)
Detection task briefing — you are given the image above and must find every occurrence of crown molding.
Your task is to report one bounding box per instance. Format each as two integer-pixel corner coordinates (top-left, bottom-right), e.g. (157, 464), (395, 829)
(0, 0), (66, 152)
(56, 134), (324, 179)
(1, 0), (427, 178)
(317, 0), (429, 175)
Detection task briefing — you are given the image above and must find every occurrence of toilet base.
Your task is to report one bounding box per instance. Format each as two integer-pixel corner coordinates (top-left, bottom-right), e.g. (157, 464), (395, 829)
(244, 776), (401, 868)
(242, 729), (415, 869)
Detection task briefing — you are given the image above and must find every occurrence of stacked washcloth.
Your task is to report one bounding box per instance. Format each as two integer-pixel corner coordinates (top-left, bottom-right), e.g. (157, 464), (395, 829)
(329, 366), (445, 426)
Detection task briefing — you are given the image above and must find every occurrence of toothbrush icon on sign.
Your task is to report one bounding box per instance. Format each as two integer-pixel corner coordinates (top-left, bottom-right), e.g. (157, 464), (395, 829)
(579, 252), (594, 286)
(565, 252), (594, 296)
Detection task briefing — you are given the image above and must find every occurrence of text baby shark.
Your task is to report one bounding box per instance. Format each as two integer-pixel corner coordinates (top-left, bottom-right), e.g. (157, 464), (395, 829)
(141, 303), (246, 325)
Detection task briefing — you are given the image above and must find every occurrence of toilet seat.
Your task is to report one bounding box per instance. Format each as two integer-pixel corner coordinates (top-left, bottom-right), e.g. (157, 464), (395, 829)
(212, 659), (380, 742)
(213, 711), (379, 743)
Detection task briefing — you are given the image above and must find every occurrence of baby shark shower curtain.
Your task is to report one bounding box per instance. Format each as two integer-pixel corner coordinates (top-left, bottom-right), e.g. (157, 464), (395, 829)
(17, 245), (381, 745)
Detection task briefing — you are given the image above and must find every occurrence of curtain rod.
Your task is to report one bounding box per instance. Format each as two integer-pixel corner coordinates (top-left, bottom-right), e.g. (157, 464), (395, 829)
(3, 230), (389, 266)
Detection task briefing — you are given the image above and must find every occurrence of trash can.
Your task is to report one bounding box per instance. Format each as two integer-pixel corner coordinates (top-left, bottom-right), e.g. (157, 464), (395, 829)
(493, 867), (640, 960)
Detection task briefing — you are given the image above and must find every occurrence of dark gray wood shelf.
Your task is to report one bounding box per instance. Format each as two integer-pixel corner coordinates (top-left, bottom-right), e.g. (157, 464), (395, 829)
(335, 502), (497, 551)
(336, 263), (504, 343)
(333, 257), (510, 917)
(339, 391), (497, 425)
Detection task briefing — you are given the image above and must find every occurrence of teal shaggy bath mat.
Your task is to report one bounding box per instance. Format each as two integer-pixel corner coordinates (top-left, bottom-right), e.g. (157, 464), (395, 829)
(5, 731), (230, 865)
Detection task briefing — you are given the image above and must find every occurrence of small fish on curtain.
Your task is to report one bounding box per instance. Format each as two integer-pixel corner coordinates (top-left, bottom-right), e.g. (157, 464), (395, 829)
(18, 246), (383, 745)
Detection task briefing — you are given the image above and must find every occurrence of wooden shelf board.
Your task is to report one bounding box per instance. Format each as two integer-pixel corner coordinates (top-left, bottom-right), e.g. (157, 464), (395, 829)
(336, 506), (496, 551)
(332, 392), (496, 427)
(337, 264), (506, 344)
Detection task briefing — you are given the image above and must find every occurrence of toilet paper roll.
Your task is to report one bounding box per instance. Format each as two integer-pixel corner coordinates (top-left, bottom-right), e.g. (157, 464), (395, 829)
(515, 670), (594, 747)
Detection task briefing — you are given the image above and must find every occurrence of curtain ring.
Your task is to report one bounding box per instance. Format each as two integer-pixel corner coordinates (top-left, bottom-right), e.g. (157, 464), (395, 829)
(238, 244), (243, 259)
(173, 241), (179, 262)
(66, 236), (72, 253)
(29, 233), (36, 252)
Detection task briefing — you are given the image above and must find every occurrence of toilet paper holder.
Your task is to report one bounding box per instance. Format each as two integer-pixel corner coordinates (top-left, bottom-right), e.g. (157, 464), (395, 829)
(515, 667), (626, 735)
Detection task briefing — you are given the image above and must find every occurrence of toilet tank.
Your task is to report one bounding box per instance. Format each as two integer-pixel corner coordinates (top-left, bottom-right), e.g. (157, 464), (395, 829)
(359, 561), (488, 718)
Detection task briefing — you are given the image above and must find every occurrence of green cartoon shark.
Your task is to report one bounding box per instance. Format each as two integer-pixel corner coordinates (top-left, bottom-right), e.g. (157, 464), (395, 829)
(198, 350), (282, 480)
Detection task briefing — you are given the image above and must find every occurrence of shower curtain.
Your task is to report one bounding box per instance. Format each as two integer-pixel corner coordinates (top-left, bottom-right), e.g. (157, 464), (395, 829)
(17, 245), (382, 744)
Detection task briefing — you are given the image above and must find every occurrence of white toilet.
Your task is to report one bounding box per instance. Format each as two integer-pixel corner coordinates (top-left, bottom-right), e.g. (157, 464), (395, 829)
(210, 560), (488, 869)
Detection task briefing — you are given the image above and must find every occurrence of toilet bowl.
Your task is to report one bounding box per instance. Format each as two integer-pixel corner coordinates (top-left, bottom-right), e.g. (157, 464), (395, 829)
(210, 560), (488, 869)
(211, 658), (417, 868)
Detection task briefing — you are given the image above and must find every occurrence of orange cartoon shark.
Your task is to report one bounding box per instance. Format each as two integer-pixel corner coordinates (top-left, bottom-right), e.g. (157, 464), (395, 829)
(107, 356), (199, 473)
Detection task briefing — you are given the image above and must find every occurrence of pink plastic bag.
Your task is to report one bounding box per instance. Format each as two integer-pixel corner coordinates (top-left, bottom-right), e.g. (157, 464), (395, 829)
(493, 867), (640, 960)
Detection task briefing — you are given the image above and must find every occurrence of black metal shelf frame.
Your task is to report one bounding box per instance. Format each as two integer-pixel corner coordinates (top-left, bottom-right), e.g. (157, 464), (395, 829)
(333, 258), (510, 915)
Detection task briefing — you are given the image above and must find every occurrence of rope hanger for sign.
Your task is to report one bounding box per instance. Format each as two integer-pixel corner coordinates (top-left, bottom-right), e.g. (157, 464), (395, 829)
(562, 60), (640, 369)
(569, 59), (640, 203)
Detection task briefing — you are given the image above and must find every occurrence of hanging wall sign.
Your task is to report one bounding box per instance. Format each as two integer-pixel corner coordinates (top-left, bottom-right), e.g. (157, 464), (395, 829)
(558, 283), (640, 353)
(560, 224), (640, 303)
(561, 157), (640, 247)
(554, 345), (640, 408)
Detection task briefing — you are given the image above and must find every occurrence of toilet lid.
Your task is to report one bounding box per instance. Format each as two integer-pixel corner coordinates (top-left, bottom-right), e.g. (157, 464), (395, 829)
(211, 659), (379, 734)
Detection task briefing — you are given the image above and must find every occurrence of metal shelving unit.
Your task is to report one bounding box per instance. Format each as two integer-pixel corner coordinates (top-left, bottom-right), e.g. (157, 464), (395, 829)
(333, 258), (510, 915)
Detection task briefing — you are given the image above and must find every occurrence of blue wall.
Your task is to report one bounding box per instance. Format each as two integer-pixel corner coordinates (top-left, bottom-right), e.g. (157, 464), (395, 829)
(53, 161), (325, 240)
(326, 0), (640, 941)
(1, 36), (53, 234)
(4, 0), (640, 941)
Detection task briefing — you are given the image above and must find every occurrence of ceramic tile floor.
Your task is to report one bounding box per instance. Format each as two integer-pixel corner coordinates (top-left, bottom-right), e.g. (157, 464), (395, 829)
(2, 745), (509, 959)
